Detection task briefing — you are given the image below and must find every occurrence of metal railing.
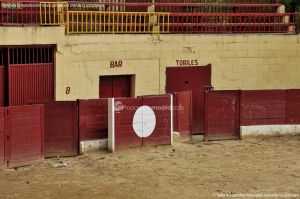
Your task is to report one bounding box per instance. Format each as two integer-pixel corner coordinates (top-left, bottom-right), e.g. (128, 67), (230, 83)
(0, 0), (298, 34)
(66, 2), (281, 13)
(63, 0), (280, 4)
(0, 1), (40, 25)
(66, 11), (170, 34)
(166, 13), (298, 33)
(40, 1), (68, 25)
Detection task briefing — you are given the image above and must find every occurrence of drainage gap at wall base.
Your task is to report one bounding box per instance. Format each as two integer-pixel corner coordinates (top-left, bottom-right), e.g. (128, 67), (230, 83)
(172, 132), (193, 143)
(80, 139), (108, 154)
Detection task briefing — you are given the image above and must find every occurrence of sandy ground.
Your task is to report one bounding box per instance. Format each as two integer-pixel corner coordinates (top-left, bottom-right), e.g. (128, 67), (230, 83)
(0, 135), (299, 199)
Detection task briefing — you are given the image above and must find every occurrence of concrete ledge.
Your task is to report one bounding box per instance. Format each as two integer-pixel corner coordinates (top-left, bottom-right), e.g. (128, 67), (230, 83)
(80, 139), (108, 154)
(240, 125), (300, 139)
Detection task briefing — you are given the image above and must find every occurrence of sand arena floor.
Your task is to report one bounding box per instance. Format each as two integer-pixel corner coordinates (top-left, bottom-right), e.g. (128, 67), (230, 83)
(0, 135), (299, 199)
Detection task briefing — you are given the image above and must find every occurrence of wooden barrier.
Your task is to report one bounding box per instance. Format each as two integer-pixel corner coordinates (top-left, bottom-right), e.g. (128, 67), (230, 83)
(108, 95), (172, 152)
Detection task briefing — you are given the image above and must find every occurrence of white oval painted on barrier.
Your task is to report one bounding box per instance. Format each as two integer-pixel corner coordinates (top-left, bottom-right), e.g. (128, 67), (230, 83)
(132, 106), (156, 138)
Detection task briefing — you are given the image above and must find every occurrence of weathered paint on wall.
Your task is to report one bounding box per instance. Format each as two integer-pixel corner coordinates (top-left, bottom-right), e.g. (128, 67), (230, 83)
(0, 27), (300, 100)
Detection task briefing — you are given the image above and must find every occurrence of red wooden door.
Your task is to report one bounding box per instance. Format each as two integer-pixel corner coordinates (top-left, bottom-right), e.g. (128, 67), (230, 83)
(41, 101), (78, 157)
(204, 90), (240, 141)
(99, 75), (131, 98)
(5, 105), (44, 168)
(99, 76), (113, 98)
(166, 65), (211, 134)
(113, 76), (131, 97)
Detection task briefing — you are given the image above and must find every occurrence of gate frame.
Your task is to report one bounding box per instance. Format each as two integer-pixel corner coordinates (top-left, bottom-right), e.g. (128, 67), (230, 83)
(165, 64), (212, 134)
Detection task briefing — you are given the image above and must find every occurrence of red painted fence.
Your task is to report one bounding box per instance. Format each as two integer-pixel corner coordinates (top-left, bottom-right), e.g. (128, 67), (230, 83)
(240, 90), (286, 126)
(78, 99), (108, 141)
(205, 89), (300, 141)
(204, 90), (240, 141)
(108, 95), (172, 151)
(167, 13), (297, 34)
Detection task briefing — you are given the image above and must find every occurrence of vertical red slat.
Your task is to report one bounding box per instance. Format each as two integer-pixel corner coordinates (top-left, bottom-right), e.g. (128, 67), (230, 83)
(174, 90), (192, 137)
(0, 108), (5, 169)
(0, 66), (4, 107)
(286, 89), (300, 124)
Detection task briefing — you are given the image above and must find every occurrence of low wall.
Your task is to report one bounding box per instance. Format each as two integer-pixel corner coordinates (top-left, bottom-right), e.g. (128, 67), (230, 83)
(240, 125), (300, 138)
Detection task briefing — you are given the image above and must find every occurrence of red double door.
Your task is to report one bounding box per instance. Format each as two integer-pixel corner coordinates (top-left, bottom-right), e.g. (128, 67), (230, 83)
(166, 65), (212, 134)
(99, 75), (131, 98)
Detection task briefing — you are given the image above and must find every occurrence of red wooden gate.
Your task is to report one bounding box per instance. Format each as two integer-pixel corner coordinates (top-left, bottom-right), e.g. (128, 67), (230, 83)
(166, 65), (211, 134)
(7, 47), (54, 106)
(109, 95), (172, 151)
(204, 90), (240, 141)
(79, 99), (108, 140)
(38, 101), (78, 157)
(5, 105), (44, 168)
(8, 64), (54, 106)
(173, 91), (192, 137)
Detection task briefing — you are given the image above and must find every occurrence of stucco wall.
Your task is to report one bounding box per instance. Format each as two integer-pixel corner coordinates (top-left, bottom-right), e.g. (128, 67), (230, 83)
(0, 27), (300, 100)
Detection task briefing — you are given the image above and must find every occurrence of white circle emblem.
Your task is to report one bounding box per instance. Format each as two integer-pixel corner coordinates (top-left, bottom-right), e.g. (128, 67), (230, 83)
(132, 106), (156, 138)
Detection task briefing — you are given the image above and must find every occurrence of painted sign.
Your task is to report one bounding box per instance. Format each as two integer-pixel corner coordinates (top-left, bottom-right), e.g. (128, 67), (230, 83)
(176, 59), (199, 66)
(110, 61), (123, 68)
(65, 87), (71, 94)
